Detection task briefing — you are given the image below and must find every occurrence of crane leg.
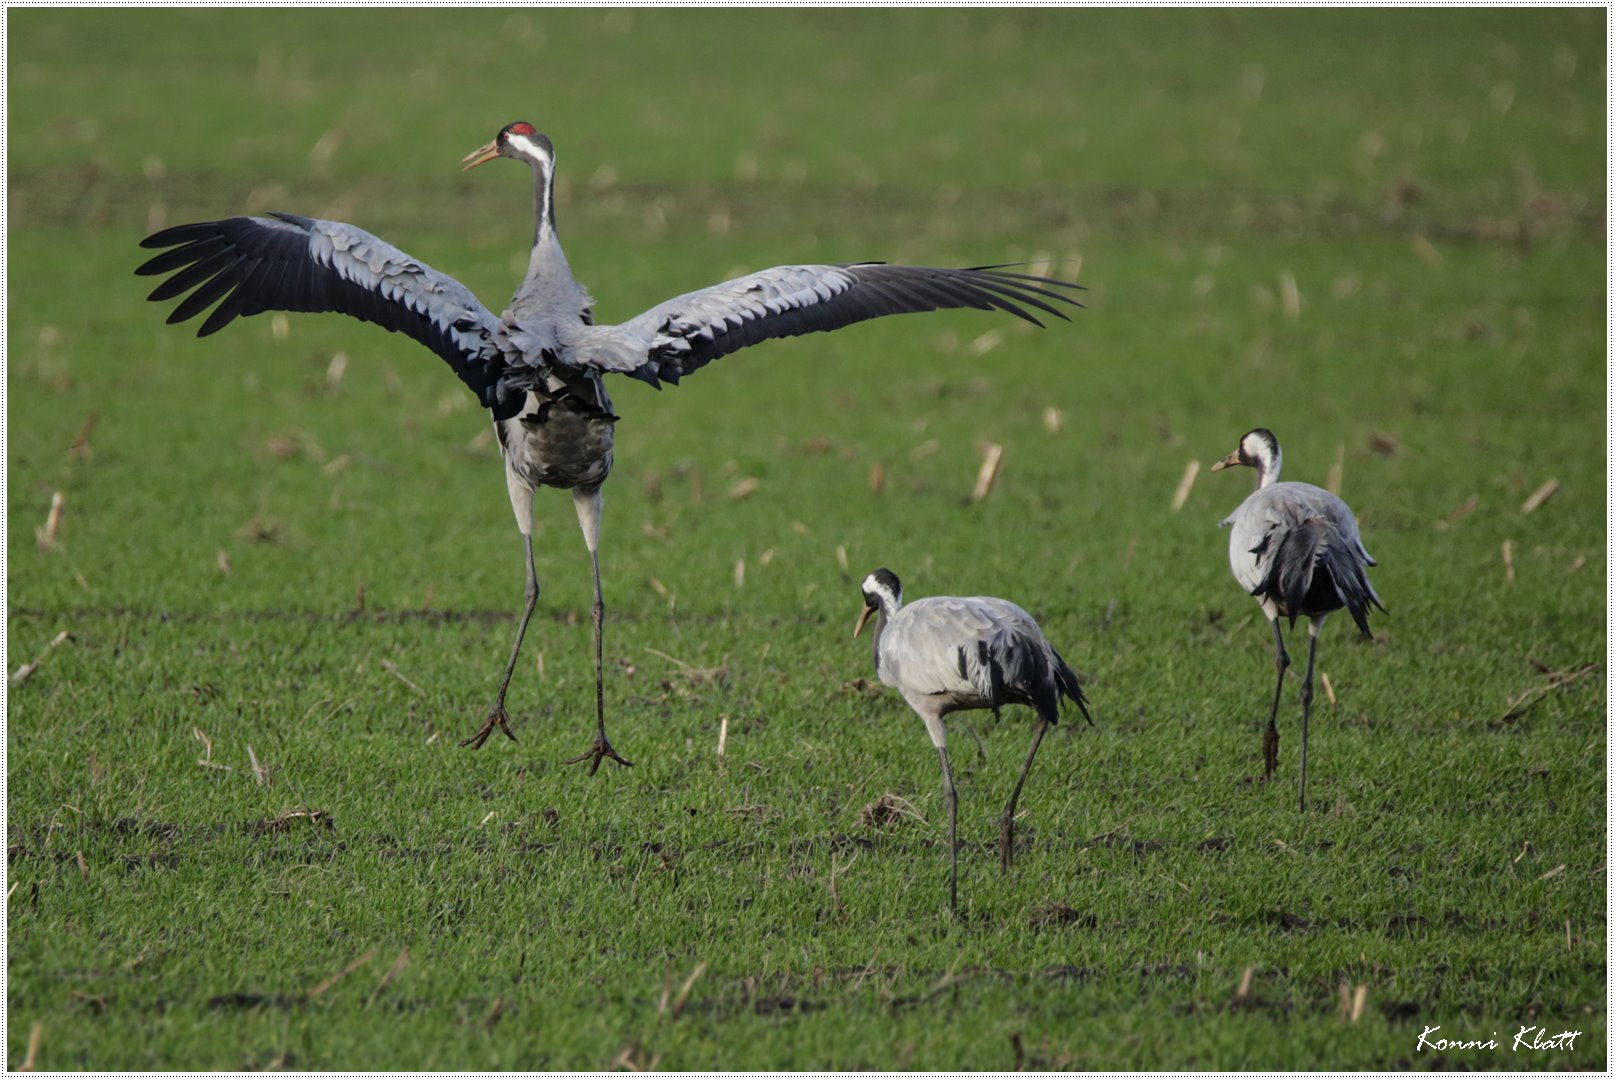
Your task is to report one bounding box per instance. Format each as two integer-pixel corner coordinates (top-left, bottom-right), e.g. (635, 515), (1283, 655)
(563, 486), (633, 775)
(1262, 617), (1290, 780)
(936, 744), (959, 916)
(999, 717), (1051, 874)
(1297, 623), (1321, 812)
(460, 532), (538, 749)
(968, 717), (989, 764)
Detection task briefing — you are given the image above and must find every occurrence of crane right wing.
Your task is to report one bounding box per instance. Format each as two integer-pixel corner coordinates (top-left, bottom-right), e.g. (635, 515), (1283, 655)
(571, 262), (1083, 388)
(136, 214), (519, 417)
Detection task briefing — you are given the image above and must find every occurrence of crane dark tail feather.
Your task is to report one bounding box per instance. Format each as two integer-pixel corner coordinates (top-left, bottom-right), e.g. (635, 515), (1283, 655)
(1257, 516), (1382, 637)
(1050, 647), (1095, 726)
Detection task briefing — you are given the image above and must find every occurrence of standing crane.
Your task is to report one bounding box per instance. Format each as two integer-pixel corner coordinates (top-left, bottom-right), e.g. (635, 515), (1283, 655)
(136, 122), (1084, 773)
(854, 568), (1093, 912)
(1213, 428), (1385, 810)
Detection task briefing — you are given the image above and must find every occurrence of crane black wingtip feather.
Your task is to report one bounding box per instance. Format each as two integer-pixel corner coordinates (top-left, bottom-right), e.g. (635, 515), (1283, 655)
(139, 221), (230, 250)
(962, 263), (1087, 289)
(137, 225), (194, 250)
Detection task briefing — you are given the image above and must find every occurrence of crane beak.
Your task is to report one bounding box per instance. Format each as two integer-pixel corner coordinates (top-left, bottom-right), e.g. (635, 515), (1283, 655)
(460, 140), (500, 171)
(1210, 450), (1242, 471)
(853, 604), (877, 639)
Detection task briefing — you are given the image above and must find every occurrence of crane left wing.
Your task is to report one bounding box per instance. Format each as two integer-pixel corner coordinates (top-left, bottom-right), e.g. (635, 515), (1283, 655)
(570, 263), (1083, 388)
(136, 214), (519, 417)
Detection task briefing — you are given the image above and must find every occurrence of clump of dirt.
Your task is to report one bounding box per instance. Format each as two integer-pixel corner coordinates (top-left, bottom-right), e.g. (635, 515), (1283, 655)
(251, 809), (334, 837)
(1030, 902), (1098, 930)
(1265, 909), (1314, 932)
(753, 994), (820, 1017)
(858, 793), (923, 829)
(207, 992), (301, 1011)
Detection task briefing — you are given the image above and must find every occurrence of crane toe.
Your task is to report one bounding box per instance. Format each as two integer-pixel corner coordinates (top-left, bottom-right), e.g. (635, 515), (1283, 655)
(564, 734), (635, 776)
(459, 706), (518, 750)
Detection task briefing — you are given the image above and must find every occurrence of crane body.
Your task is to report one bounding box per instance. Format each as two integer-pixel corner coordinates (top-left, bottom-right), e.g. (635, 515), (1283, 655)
(1213, 427), (1385, 809)
(855, 568), (1093, 912)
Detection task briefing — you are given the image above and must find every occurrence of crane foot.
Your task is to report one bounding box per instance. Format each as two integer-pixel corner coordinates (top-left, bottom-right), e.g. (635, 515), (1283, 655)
(1262, 721), (1279, 779)
(564, 733), (634, 776)
(999, 816), (1015, 874)
(459, 705), (518, 750)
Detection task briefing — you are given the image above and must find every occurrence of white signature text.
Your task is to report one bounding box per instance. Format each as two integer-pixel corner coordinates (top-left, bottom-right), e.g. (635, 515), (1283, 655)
(1416, 1025), (1582, 1053)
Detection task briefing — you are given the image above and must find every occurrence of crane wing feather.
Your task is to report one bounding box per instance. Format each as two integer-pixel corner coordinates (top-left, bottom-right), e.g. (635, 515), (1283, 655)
(137, 214), (515, 415)
(569, 262), (1083, 387)
(884, 596), (1090, 725)
(147, 246), (237, 303)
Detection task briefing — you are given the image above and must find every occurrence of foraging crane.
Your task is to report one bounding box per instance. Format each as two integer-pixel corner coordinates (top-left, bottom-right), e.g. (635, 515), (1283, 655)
(136, 122), (1084, 773)
(854, 568), (1092, 912)
(1213, 428), (1384, 810)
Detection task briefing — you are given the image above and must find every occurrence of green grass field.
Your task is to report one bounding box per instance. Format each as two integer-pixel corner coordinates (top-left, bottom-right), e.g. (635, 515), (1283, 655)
(6, 8), (1606, 1070)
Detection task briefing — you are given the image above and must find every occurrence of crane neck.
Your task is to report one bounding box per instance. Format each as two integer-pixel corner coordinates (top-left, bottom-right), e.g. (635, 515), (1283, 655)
(868, 597), (901, 679)
(870, 608), (888, 678)
(1255, 448), (1283, 489)
(523, 158), (577, 286)
(531, 159), (560, 247)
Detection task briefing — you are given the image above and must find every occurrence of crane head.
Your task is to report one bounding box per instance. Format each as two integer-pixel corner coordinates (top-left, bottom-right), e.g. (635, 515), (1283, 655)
(462, 121), (553, 171)
(854, 568), (903, 637)
(1211, 427), (1280, 474)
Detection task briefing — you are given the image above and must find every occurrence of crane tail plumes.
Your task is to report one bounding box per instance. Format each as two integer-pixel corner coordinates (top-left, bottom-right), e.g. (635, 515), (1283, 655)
(1255, 516), (1385, 637)
(1049, 645), (1095, 726)
(978, 626), (1092, 728)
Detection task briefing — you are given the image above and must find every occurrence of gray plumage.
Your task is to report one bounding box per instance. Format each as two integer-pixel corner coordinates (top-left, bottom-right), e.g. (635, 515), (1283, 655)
(135, 219), (1079, 407)
(855, 568), (1091, 913)
(1213, 428), (1385, 810)
(871, 595), (1089, 729)
(134, 212), (513, 408)
(1222, 479), (1382, 636)
(136, 122), (1084, 773)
